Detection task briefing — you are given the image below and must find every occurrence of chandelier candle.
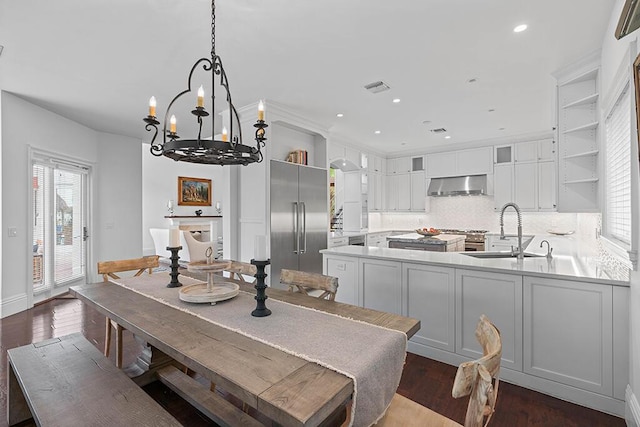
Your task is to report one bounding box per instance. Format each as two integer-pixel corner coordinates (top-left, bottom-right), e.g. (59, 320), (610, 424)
(197, 86), (204, 108)
(149, 96), (156, 117)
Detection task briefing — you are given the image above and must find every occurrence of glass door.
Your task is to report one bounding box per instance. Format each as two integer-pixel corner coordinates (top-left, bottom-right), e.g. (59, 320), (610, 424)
(32, 159), (88, 302)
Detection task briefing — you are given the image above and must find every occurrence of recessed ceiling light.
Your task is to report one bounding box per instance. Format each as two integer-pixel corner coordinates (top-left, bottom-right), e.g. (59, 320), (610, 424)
(444, 136), (451, 139)
(513, 24), (527, 33)
(336, 113), (344, 118)
(374, 130), (381, 134)
(392, 98), (401, 103)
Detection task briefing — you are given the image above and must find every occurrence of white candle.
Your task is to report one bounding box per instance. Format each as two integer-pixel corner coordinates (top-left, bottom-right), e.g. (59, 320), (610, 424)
(254, 235), (267, 261)
(258, 100), (265, 121)
(149, 96), (156, 117)
(169, 227), (180, 247)
(197, 85), (205, 108)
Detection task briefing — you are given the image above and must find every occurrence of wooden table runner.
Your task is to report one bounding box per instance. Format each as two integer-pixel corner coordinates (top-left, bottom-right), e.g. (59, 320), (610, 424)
(111, 273), (407, 427)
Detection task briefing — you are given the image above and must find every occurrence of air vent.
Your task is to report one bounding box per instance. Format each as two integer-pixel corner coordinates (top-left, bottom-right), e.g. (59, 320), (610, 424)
(430, 128), (447, 133)
(364, 81), (390, 94)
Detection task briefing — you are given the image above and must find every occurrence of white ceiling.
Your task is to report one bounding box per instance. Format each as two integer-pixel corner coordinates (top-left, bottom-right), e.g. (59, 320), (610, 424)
(0, 0), (614, 155)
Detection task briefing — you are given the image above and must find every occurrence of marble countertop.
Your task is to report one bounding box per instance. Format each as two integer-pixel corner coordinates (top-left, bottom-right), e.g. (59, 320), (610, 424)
(386, 233), (466, 244)
(320, 241), (629, 286)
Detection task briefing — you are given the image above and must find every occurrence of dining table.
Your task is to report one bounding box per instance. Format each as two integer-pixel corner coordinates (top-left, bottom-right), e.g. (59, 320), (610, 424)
(70, 271), (420, 427)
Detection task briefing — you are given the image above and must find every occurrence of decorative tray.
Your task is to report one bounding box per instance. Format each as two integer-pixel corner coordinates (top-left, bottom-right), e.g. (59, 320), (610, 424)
(179, 282), (239, 304)
(416, 229), (441, 237)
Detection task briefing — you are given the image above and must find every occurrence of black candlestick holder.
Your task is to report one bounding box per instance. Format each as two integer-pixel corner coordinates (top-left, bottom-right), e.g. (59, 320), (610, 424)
(166, 246), (183, 288)
(250, 259), (271, 317)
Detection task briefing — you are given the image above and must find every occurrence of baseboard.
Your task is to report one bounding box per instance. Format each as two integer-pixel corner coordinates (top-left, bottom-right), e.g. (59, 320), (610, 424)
(627, 385), (640, 427)
(0, 293), (29, 319)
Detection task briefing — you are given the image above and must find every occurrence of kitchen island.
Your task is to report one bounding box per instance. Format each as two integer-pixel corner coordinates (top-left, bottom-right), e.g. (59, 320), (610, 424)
(321, 243), (629, 418)
(386, 232), (465, 252)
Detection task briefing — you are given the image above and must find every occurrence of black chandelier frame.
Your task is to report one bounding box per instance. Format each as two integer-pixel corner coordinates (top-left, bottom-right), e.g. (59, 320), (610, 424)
(143, 0), (267, 165)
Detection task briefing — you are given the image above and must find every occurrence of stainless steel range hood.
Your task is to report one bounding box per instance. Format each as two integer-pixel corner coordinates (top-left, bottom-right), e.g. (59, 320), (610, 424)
(427, 175), (487, 197)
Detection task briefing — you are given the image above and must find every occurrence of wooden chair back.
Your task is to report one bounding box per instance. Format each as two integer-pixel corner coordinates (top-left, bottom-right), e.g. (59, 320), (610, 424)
(225, 261), (257, 283)
(97, 255), (160, 282)
(452, 314), (502, 427)
(280, 269), (339, 301)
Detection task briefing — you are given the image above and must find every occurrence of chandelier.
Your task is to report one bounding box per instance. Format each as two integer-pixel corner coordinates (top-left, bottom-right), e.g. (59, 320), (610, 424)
(143, 0), (267, 165)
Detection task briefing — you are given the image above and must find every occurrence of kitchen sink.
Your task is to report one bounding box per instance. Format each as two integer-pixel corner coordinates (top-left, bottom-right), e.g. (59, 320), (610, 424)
(462, 251), (544, 259)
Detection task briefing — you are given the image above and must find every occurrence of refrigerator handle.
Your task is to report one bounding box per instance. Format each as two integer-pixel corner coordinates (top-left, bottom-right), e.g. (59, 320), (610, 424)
(293, 202), (299, 254)
(301, 202), (307, 254)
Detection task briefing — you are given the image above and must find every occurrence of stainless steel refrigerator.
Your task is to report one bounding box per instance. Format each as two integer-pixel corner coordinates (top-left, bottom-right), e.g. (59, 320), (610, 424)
(270, 160), (328, 288)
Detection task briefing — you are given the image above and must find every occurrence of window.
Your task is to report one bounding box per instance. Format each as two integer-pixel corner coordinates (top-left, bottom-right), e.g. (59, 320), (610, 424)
(604, 82), (632, 247)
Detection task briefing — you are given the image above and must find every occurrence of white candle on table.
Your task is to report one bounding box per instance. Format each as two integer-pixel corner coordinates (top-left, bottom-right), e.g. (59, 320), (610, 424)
(169, 227), (180, 247)
(254, 235), (267, 261)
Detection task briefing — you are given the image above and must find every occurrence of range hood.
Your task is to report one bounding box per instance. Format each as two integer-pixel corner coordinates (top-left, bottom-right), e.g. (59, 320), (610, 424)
(427, 175), (487, 197)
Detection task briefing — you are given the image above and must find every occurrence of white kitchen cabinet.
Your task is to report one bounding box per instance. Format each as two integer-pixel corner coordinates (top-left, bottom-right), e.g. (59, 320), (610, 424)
(323, 254), (359, 305)
(328, 236), (349, 248)
(386, 175), (399, 211)
(493, 164), (514, 209)
(514, 162), (537, 210)
(410, 172), (426, 211)
(403, 263), (455, 352)
(426, 147), (493, 178)
(538, 139), (555, 161)
(387, 157), (411, 174)
(369, 154), (385, 174)
(537, 160), (557, 211)
(369, 172), (383, 211)
(426, 152), (456, 177)
(455, 269), (523, 371)
(359, 258), (402, 315)
(494, 144), (514, 164)
(523, 276), (612, 395)
(398, 174), (411, 210)
(515, 139), (555, 163)
(366, 231), (390, 248)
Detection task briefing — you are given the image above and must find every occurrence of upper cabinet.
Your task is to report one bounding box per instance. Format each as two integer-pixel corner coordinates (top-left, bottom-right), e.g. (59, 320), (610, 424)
(387, 157), (412, 174)
(514, 139), (555, 163)
(426, 147), (493, 178)
(555, 64), (600, 212)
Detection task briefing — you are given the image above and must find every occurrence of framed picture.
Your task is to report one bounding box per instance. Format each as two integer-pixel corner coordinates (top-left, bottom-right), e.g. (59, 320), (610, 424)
(178, 176), (212, 206)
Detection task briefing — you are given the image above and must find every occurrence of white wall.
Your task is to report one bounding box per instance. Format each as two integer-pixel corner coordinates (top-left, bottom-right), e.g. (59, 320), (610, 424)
(598, 1), (640, 424)
(141, 144), (225, 254)
(0, 92), (142, 317)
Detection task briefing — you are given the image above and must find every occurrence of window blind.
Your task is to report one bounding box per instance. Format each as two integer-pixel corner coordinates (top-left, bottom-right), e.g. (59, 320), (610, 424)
(604, 83), (632, 246)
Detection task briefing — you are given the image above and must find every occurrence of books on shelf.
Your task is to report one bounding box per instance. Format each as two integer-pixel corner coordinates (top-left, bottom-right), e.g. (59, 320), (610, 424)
(286, 150), (308, 165)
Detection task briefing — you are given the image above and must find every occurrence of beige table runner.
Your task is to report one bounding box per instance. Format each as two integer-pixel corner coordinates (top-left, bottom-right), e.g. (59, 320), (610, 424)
(112, 273), (407, 427)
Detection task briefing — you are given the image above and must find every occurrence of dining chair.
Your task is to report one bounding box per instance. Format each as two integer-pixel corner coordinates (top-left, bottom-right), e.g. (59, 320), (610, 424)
(224, 260), (257, 283)
(97, 255), (160, 368)
(376, 315), (502, 427)
(280, 269), (339, 301)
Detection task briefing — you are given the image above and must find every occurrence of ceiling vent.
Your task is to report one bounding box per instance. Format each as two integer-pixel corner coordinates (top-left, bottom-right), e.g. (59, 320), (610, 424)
(430, 128), (447, 134)
(364, 81), (390, 94)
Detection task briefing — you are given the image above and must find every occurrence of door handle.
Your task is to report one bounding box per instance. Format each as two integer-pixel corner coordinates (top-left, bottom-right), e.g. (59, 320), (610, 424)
(293, 202), (299, 254)
(83, 226), (89, 241)
(301, 202), (307, 254)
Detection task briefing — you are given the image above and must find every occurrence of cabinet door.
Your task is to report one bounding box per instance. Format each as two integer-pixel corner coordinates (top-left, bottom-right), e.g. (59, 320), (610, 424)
(360, 258), (402, 315)
(397, 157), (412, 174)
(397, 174), (411, 210)
(404, 263), (455, 351)
(493, 164), (513, 210)
(537, 161), (556, 211)
(373, 173), (383, 211)
(514, 141), (538, 163)
(456, 269), (523, 370)
(514, 162), (537, 210)
(426, 152), (456, 177)
(386, 158), (397, 174)
(457, 147), (493, 175)
(523, 276), (613, 395)
(410, 172), (426, 211)
(386, 175), (398, 210)
(494, 145), (513, 164)
(538, 139), (555, 161)
(324, 255), (359, 306)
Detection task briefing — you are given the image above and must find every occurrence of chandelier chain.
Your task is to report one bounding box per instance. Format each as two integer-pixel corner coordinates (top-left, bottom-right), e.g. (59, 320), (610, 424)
(211, 0), (216, 58)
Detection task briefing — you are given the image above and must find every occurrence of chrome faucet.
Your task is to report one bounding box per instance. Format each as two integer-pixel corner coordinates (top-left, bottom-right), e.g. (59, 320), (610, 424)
(540, 240), (553, 259)
(499, 202), (523, 260)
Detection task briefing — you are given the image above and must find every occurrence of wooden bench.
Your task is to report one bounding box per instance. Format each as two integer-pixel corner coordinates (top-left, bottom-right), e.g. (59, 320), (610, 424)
(7, 333), (181, 426)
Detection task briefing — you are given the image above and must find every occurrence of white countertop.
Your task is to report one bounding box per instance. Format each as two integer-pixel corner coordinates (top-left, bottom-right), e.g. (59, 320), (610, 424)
(320, 243), (629, 286)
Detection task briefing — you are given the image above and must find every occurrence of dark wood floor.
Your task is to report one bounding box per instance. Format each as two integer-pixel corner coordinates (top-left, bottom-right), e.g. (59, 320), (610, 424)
(0, 296), (626, 427)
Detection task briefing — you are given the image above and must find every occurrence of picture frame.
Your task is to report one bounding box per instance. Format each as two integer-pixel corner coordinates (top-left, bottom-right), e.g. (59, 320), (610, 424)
(634, 53), (640, 162)
(178, 176), (212, 206)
